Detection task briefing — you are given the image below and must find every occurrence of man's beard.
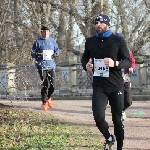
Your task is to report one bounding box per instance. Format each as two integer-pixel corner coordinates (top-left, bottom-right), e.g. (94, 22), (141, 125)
(97, 26), (107, 33)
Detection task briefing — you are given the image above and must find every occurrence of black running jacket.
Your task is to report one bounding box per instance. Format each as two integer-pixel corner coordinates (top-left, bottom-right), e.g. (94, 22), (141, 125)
(81, 34), (131, 92)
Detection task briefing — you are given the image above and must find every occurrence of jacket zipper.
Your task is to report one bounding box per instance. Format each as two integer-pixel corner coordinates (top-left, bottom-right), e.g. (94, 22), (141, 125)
(101, 39), (103, 48)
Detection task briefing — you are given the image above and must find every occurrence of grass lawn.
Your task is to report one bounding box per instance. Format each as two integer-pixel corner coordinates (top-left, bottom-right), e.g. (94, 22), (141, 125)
(0, 103), (103, 150)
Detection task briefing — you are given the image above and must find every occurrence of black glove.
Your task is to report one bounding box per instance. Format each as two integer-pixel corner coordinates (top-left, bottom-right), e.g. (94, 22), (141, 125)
(51, 54), (58, 59)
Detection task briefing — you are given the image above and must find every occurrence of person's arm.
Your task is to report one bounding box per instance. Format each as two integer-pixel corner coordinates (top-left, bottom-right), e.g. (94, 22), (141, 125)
(81, 38), (91, 71)
(115, 38), (131, 69)
(104, 38), (131, 69)
(31, 41), (39, 59)
(128, 51), (136, 73)
(130, 51), (136, 69)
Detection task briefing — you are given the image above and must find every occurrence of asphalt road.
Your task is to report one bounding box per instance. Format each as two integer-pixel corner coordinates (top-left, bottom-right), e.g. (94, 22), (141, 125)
(1, 99), (150, 150)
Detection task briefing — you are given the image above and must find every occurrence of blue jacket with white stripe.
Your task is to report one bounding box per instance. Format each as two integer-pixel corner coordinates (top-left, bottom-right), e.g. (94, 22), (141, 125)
(31, 36), (59, 70)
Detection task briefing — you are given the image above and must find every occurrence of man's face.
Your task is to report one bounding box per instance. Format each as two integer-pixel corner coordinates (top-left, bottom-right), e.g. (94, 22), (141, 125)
(95, 21), (109, 33)
(41, 30), (50, 38)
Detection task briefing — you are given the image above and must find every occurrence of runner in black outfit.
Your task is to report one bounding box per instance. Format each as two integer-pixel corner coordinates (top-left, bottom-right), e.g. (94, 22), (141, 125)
(81, 14), (131, 150)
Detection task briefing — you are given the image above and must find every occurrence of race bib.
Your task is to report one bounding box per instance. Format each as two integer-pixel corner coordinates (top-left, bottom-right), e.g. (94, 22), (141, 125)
(43, 50), (53, 60)
(93, 58), (109, 77)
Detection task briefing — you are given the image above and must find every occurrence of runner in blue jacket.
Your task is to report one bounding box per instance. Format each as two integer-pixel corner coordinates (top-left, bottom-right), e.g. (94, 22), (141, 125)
(31, 26), (59, 110)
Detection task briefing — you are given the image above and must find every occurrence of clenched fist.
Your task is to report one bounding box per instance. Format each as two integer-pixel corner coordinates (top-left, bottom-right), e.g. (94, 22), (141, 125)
(86, 58), (93, 71)
(129, 67), (134, 73)
(104, 58), (115, 67)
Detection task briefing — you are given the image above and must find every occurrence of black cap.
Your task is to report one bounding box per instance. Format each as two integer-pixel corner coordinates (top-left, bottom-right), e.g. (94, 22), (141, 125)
(41, 26), (50, 31)
(95, 14), (110, 26)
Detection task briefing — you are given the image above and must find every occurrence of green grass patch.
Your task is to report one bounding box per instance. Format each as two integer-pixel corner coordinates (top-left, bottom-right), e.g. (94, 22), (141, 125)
(0, 105), (103, 150)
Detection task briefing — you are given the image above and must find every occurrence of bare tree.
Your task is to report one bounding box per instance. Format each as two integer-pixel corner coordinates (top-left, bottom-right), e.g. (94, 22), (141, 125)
(111, 0), (150, 55)
(0, 0), (149, 66)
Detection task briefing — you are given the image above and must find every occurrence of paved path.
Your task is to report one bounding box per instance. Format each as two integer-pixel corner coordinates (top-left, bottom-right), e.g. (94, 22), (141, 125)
(1, 99), (150, 150)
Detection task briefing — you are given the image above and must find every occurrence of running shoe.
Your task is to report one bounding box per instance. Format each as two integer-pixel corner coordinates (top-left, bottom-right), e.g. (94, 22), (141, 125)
(41, 103), (47, 111)
(46, 98), (53, 108)
(103, 134), (115, 150)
